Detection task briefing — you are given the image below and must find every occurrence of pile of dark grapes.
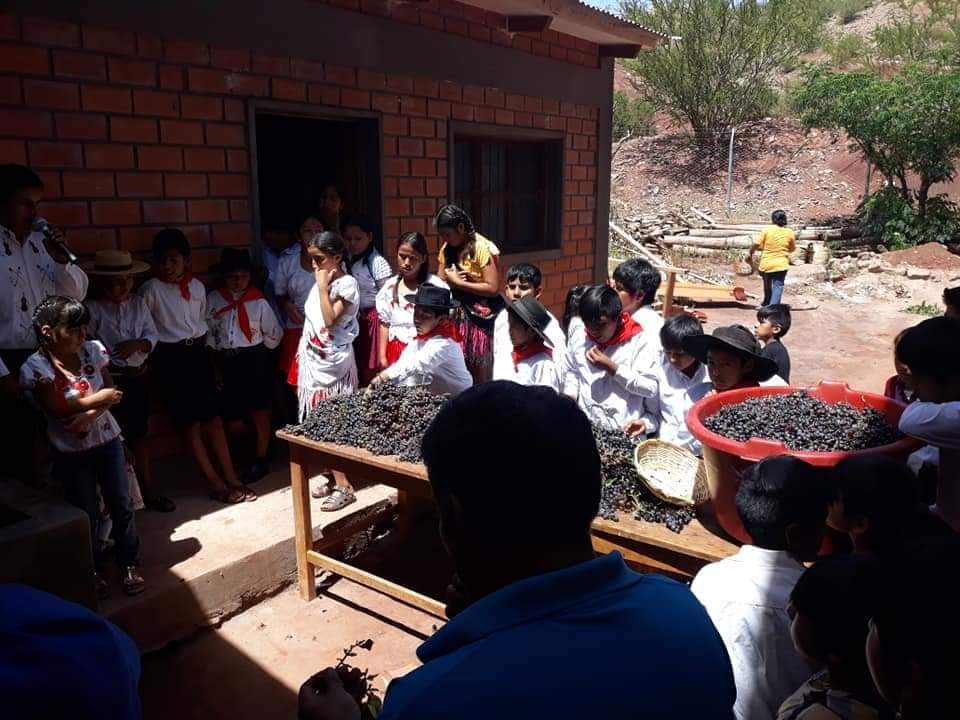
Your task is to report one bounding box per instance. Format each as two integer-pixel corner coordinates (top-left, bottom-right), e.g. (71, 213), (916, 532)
(703, 391), (902, 452)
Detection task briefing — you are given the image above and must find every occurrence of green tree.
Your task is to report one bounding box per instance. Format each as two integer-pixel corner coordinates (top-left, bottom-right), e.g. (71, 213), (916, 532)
(612, 90), (655, 140)
(870, 0), (960, 67)
(619, 0), (826, 141)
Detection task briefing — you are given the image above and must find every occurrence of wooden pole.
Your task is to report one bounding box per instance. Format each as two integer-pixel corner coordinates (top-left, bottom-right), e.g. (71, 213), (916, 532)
(662, 270), (677, 319)
(725, 126), (736, 219)
(290, 446), (317, 601)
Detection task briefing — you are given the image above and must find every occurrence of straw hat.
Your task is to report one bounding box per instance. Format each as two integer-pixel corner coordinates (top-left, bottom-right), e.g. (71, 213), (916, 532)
(81, 249), (150, 276)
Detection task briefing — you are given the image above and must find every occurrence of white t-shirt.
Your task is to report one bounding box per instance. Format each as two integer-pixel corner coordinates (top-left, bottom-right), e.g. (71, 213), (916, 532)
(139, 277), (208, 343)
(375, 274), (448, 345)
(504, 351), (562, 393)
(206, 290), (283, 351)
(273, 252), (315, 330)
(382, 335), (472, 396)
(634, 353), (710, 454)
(632, 305), (664, 343)
(20, 340), (122, 453)
(492, 307), (566, 382)
(85, 296), (159, 369)
(350, 250), (393, 310)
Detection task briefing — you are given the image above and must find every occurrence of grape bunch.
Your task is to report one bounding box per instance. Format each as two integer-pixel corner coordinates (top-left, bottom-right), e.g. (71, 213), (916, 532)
(703, 391), (902, 452)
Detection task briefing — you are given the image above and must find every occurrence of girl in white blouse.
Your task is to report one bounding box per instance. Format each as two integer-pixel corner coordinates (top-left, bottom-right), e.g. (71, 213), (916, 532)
(274, 213), (323, 382)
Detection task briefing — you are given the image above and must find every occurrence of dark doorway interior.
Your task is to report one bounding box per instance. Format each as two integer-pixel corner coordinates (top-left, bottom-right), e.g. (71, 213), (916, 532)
(254, 112), (383, 248)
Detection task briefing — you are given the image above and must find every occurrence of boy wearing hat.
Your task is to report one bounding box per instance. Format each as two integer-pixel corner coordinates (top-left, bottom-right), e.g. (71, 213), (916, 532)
(371, 285), (472, 396)
(85, 249), (173, 513)
(207, 248), (283, 485)
(683, 324), (780, 394)
(494, 296), (561, 392)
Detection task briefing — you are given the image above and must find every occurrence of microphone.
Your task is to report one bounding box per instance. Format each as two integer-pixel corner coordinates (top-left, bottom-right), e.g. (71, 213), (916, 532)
(32, 217), (78, 265)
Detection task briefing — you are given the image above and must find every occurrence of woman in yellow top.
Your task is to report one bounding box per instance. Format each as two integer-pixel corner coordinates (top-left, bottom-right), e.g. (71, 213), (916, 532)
(750, 209), (796, 307)
(435, 205), (502, 383)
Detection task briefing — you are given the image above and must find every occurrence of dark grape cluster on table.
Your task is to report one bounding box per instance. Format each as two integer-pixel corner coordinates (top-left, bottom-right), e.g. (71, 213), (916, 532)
(287, 385), (693, 533)
(703, 391), (902, 452)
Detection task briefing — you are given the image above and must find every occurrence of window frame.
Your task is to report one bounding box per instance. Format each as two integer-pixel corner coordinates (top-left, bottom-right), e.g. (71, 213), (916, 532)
(448, 121), (566, 264)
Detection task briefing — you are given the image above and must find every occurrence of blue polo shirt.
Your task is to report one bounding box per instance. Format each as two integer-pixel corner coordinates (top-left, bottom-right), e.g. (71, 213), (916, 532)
(380, 553), (736, 719)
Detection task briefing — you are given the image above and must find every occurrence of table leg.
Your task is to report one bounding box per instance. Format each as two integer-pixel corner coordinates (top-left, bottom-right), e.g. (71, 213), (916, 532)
(396, 490), (411, 537)
(290, 447), (316, 600)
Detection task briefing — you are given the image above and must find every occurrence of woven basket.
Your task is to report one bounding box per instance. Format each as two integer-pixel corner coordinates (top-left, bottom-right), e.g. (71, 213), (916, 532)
(633, 439), (706, 507)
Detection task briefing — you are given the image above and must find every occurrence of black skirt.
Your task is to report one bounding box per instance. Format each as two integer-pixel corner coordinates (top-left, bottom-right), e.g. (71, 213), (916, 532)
(218, 344), (275, 419)
(111, 370), (150, 442)
(151, 339), (221, 429)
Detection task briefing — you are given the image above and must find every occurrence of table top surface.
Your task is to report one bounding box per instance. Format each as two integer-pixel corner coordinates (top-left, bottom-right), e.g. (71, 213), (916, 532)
(277, 431), (739, 563)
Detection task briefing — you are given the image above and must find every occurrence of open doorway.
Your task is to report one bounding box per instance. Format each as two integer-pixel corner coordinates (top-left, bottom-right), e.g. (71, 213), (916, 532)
(253, 110), (383, 253)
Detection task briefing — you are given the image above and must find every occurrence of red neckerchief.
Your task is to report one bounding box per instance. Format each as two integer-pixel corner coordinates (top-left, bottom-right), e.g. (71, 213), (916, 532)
(215, 287), (266, 342)
(415, 319), (464, 343)
(162, 272), (193, 300)
(587, 313), (643, 350)
(512, 341), (552, 370)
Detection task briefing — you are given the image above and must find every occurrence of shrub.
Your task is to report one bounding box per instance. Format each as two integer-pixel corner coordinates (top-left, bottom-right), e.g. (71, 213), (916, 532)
(858, 187), (960, 248)
(612, 90), (655, 140)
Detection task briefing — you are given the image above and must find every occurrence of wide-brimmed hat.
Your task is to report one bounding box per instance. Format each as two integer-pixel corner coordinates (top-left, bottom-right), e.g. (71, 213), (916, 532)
(81, 249), (150, 276)
(404, 284), (460, 311)
(506, 295), (553, 347)
(683, 324), (779, 382)
(210, 247), (254, 274)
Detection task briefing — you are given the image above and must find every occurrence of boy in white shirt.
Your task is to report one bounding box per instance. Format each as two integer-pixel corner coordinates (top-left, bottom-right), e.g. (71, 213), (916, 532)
(372, 285), (471, 397)
(492, 263), (565, 381)
(84, 249), (173, 513)
(561, 285), (659, 434)
(691, 456), (832, 720)
(501, 296), (561, 392)
(207, 248), (283, 485)
(611, 257), (664, 353)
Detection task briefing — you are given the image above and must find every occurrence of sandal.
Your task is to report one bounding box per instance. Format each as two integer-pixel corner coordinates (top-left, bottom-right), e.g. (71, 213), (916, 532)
(320, 487), (356, 512)
(144, 494), (177, 513)
(210, 487), (245, 505)
(122, 566), (145, 596)
(311, 482), (333, 499)
(232, 484), (257, 502)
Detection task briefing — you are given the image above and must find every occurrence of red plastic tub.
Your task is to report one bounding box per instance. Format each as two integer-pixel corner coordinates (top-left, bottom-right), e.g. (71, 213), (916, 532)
(687, 381), (922, 543)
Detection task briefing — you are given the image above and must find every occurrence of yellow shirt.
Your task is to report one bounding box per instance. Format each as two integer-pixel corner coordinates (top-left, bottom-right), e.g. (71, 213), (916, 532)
(756, 226), (796, 274)
(438, 233), (499, 282)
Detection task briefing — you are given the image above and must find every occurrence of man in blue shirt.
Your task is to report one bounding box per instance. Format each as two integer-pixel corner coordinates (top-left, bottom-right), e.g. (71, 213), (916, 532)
(300, 382), (736, 720)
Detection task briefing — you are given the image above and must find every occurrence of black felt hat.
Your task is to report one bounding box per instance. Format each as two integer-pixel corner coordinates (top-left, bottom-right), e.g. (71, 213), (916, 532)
(683, 324), (779, 382)
(211, 247), (254, 274)
(404, 284), (460, 311)
(506, 295), (553, 347)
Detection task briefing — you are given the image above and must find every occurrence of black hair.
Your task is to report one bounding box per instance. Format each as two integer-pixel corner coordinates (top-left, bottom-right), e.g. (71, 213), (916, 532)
(562, 285), (588, 332)
(152, 227), (190, 258)
(660, 313), (703, 352)
(612, 258), (661, 307)
(735, 455), (832, 550)
(392, 231), (430, 305)
(421, 382), (600, 546)
(0, 164), (44, 203)
(772, 209), (788, 227)
(944, 286), (960, 311)
(308, 230), (346, 260)
(791, 554), (883, 663)
(756, 303), (792, 338)
(578, 285), (622, 324)
(342, 214), (378, 277)
(434, 205), (477, 267)
(291, 210), (325, 238)
(896, 316), (960, 382)
(506, 263), (542, 289)
(32, 295), (90, 346)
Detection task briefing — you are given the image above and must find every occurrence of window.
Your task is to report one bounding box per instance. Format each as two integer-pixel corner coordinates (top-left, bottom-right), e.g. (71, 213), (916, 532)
(453, 133), (563, 254)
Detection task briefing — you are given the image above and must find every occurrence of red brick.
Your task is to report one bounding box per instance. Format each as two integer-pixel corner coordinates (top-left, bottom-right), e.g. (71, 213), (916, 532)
(253, 53), (289, 76)
(85, 143), (134, 169)
(24, 17), (79, 47)
(0, 42), (46, 75)
(308, 83), (339, 105)
(515, 111), (532, 127)
(341, 88), (370, 109)
(61, 171), (113, 197)
(0, 12), (16, 40)
(164, 173), (207, 198)
(0, 140), (27, 164)
(583, 120), (597, 135)
(445, 17), (469, 37)
(542, 98), (559, 114)
(0, 75), (18, 101)
(398, 138), (424, 157)
(560, 101), (577, 117)
(436, 159), (447, 177)
(118, 227), (156, 252)
(136, 34), (163, 60)
(410, 158), (434, 177)
(436, 121), (447, 140)
(545, 115), (565, 131)
(180, 95), (222, 120)
(52, 50), (106, 80)
(206, 123), (245, 147)
(468, 23), (490, 43)
(383, 157), (408, 176)
(23, 80), (79, 110)
(386, 75), (414, 93)
(133, 89), (179, 117)
(385, 198), (410, 216)
(209, 173), (248, 197)
(92, 200), (140, 225)
(226, 149), (248, 172)
(325, 64), (355, 86)
(475, 106), (495, 123)
(532, 40), (550, 57)
(81, 84), (131, 112)
(28, 141), (82, 167)
(143, 199), (186, 224)
(188, 68), (230, 94)
(504, 93), (525, 112)
(360, 0), (391, 16)
(229, 73), (269, 97)
(413, 198), (436, 216)
(164, 39), (209, 65)
(229, 199), (250, 221)
(425, 178), (447, 197)
(109, 58), (156, 86)
(523, 96), (542, 113)
(188, 198), (229, 223)
(409, 118), (434, 138)
(116, 172), (163, 197)
(212, 222), (251, 247)
(382, 136), (397, 157)
(413, 78), (438, 98)
(32, 170), (58, 198)
(438, 81), (460, 102)
(272, 78), (306, 101)
(484, 87), (505, 107)
(420, 11), (444, 31)
(223, 99), (245, 123)
(68, 227), (119, 252)
(184, 148), (225, 171)
(137, 145), (182, 171)
(160, 120), (204, 145)
(291, 58), (325, 81)
(357, 69), (386, 90)
(82, 26), (135, 55)
(495, 109), (514, 125)
(401, 96), (426, 116)
(391, 3), (419, 24)
(371, 92), (398, 114)
(110, 116), (158, 143)
(43, 201), (89, 226)
(427, 99), (450, 119)
(210, 47), (250, 71)
(382, 115), (407, 136)
(159, 64), (184, 90)
(383, 177), (398, 197)
(451, 105), (474, 122)
(462, 85), (483, 104)
(425, 139), (445, 158)
(550, 45), (567, 61)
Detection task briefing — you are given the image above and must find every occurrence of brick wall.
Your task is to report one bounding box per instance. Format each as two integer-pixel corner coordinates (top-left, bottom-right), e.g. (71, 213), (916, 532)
(0, 8), (600, 316)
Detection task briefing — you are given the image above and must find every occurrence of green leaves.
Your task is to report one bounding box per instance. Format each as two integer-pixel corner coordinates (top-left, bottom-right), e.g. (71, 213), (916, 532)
(612, 91), (655, 140)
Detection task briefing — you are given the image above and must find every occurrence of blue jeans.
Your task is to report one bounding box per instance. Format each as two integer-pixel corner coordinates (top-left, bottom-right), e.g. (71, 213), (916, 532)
(761, 270), (787, 306)
(54, 437), (141, 571)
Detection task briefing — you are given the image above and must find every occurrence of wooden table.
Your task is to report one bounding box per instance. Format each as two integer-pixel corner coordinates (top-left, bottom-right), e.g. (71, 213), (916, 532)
(278, 431), (738, 619)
